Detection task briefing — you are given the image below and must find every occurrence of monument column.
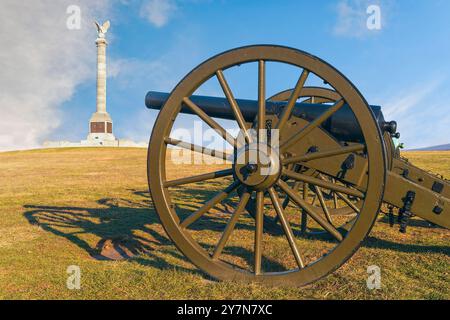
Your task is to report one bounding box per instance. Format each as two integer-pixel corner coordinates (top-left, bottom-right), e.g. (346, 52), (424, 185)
(87, 20), (116, 144)
(96, 37), (107, 114)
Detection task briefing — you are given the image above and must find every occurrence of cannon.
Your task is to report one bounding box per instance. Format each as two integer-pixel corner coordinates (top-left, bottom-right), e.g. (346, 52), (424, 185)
(145, 45), (449, 286)
(146, 91), (397, 143)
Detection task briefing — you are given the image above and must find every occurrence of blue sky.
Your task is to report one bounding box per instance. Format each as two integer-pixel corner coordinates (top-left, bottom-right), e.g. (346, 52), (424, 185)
(2, 0), (450, 150)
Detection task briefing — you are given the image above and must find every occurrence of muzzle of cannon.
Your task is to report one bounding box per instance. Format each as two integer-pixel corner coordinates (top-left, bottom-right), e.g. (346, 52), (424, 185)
(146, 91), (398, 143)
(145, 45), (449, 287)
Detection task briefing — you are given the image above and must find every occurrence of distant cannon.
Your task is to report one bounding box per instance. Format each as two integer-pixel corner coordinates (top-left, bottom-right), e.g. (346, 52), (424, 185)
(145, 45), (449, 286)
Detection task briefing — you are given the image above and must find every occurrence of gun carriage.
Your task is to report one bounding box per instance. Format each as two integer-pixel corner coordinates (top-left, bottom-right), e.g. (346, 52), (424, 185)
(145, 45), (449, 286)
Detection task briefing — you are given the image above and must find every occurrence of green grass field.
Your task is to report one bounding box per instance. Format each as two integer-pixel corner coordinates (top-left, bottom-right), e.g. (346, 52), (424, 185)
(0, 148), (448, 299)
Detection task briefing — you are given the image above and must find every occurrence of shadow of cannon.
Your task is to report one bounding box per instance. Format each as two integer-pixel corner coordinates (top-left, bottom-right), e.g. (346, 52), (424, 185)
(23, 189), (196, 271)
(23, 186), (446, 279)
(22, 187), (285, 276)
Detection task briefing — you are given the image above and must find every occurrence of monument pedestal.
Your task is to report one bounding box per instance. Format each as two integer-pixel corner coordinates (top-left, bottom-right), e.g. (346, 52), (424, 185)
(87, 111), (116, 145)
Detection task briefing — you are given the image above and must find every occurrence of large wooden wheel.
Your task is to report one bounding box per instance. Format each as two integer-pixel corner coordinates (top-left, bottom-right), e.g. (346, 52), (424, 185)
(148, 45), (386, 286)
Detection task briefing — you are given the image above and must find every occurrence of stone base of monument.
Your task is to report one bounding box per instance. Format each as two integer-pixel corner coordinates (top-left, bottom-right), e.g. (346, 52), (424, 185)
(86, 132), (117, 146)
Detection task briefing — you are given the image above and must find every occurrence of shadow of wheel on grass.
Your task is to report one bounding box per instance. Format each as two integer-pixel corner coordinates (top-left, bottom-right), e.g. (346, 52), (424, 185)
(23, 187), (446, 279)
(22, 187), (285, 278)
(23, 189), (208, 274)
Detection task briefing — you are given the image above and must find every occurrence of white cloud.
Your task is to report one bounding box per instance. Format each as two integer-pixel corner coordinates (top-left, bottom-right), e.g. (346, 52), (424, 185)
(382, 79), (443, 119)
(140, 0), (178, 28)
(381, 78), (450, 149)
(333, 0), (385, 37)
(0, 0), (113, 151)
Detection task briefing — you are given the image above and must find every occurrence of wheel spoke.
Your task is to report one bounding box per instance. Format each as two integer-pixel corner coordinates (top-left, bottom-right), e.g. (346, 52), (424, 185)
(180, 180), (241, 229)
(301, 181), (308, 233)
(183, 97), (238, 148)
(216, 70), (252, 144)
(254, 191), (264, 275)
(165, 137), (232, 162)
(268, 188), (305, 269)
(164, 168), (233, 188)
(212, 191), (251, 259)
(313, 185), (334, 225)
(276, 181), (299, 225)
(258, 60), (266, 141)
(311, 194), (318, 206)
(276, 69), (309, 131)
(281, 99), (345, 151)
(282, 181), (301, 209)
(277, 180), (343, 242)
(283, 144), (365, 165)
(316, 173), (361, 213)
(281, 164), (302, 209)
(300, 211), (308, 234)
(283, 169), (365, 199)
(333, 179), (339, 209)
(336, 191), (361, 213)
(303, 181), (308, 200)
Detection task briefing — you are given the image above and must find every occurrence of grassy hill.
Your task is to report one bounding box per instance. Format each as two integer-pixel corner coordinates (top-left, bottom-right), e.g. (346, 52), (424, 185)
(0, 148), (448, 299)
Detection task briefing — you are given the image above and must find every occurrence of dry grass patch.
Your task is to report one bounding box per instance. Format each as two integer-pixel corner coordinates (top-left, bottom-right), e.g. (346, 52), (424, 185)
(0, 148), (448, 299)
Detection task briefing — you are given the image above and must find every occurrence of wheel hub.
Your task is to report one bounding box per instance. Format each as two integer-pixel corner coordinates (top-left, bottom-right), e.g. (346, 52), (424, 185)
(233, 143), (281, 190)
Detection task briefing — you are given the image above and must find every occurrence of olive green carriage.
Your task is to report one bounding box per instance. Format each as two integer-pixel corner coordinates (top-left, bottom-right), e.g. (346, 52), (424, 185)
(145, 45), (449, 286)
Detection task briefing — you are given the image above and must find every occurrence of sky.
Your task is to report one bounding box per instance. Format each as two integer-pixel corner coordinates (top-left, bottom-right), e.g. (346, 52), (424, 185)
(1, 0), (450, 151)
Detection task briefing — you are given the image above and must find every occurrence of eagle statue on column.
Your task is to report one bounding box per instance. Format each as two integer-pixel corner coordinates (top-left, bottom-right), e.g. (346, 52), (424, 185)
(94, 20), (110, 39)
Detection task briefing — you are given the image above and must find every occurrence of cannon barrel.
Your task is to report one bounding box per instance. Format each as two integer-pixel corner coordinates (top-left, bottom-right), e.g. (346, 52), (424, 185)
(146, 91), (395, 142)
